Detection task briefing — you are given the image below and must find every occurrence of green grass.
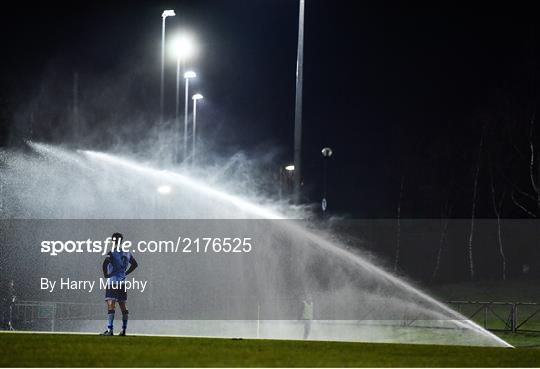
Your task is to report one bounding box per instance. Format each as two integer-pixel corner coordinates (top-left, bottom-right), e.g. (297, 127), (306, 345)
(2, 280), (539, 366)
(497, 332), (540, 348)
(1, 332), (540, 367)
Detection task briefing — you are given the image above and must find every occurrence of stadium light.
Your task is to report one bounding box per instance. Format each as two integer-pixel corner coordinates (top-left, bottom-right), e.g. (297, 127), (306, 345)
(170, 34), (197, 61)
(162, 10), (176, 18)
(285, 165), (295, 171)
(321, 147), (333, 157)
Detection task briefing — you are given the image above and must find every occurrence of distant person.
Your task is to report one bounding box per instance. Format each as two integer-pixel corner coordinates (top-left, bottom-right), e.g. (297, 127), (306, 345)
(100, 232), (138, 336)
(301, 295), (313, 340)
(522, 263), (530, 277)
(0, 279), (7, 330)
(8, 280), (15, 330)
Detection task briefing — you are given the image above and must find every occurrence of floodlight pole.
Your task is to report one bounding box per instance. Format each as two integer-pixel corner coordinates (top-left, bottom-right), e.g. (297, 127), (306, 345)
(321, 147), (333, 215)
(293, 0), (305, 204)
(184, 77), (190, 160)
(191, 94), (203, 163)
(73, 71), (79, 139)
(160, 10), (175, 126)
(192, 95), (198, 162)
(175, 56), (182, 162)
(160, 16), (166, 125)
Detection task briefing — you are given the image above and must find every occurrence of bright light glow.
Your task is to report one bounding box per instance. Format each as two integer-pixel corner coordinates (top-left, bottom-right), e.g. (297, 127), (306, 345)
(162, 10), (176, 18)
(170, 34), (197, 61)
(184, 71), (196, 79)
(192, 93), (203, 100)
(157, 185), (172, 194)
(285, 165), (295, 171)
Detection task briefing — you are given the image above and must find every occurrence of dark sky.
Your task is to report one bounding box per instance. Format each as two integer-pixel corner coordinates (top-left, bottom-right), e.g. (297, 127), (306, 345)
(1, 1), (539, 218)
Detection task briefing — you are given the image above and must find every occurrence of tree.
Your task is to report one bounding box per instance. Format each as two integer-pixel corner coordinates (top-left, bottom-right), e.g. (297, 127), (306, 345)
(489, 159), (507, 280)
(393, 175), (405, 273)
(511, 114), (540, 217)
(467, 124), (487, 280)
(431, 182), (455, 283)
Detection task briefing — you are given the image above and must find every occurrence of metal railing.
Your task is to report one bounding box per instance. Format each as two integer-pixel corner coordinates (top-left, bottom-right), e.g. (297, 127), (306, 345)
(8, 299), (540, 334)
(448, 301), (540, 333)
(10, 300), (103, 331)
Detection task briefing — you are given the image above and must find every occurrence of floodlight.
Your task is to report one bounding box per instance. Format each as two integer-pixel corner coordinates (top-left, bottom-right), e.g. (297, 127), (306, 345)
(162, 10), (176, 18)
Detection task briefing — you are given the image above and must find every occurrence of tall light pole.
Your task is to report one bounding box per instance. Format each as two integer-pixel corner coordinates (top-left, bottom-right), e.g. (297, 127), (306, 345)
(280, 165), (295, 201)
(73, 71), (79, 140)
(321, 147), (333, 215)
(174, 55), (182, 162)
(171, 34), (196, 162)
(293, 0), (305, 204)
(183, 71), (196, 160)
(192, 93), (203, 163)
(160, 10), (176, 126)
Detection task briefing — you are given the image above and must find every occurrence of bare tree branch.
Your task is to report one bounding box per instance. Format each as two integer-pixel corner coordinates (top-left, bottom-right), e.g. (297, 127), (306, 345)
(490, 160), (507, 280)
(468, 124), (487, 280)
(513, 180), (537, 201)
(492, 163), (537, 201)
(431, 197), (454, 283)
(529, 114), (538, 193)
(393, 175), (404, 274)
(511, 189), (537, 217)
(510, 137), (528, 162)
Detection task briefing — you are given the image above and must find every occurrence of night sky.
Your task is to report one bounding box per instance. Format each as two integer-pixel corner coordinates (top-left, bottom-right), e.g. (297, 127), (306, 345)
(1, 1), (540, 219)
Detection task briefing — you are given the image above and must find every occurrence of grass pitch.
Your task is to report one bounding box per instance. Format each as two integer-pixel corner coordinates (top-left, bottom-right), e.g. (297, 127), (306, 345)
(1, 332), (540, 367)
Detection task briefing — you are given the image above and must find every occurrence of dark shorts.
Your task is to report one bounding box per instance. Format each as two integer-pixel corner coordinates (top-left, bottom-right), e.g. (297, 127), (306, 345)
(105, 282), (127, 302)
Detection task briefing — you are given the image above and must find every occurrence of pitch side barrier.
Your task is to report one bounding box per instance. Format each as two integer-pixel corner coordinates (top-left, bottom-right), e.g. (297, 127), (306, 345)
(447, 301), (540, 333)
(11, 299), (538, 334)
(8, 298), (474, 333)
(8, 300), (102, 331)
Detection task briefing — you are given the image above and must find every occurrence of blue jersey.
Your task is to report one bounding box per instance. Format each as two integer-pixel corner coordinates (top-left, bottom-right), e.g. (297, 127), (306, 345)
(106, 251), (133, 282)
